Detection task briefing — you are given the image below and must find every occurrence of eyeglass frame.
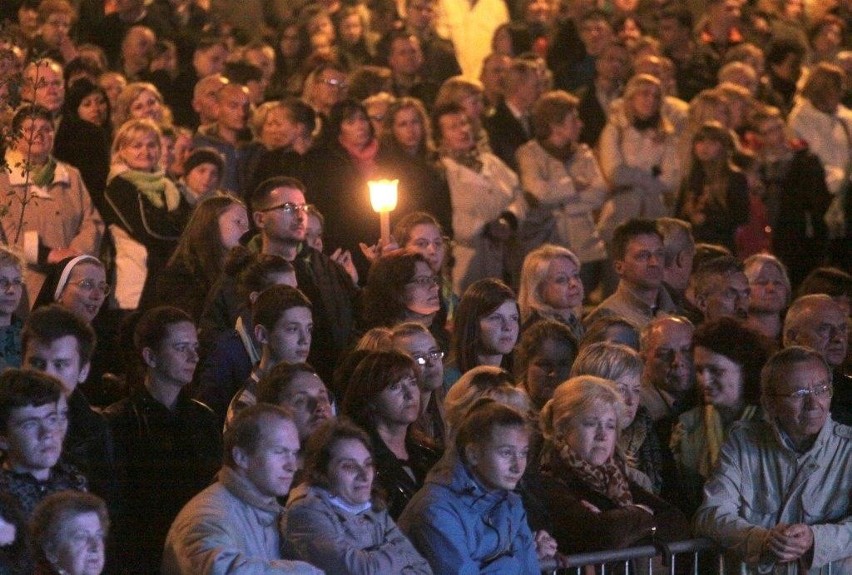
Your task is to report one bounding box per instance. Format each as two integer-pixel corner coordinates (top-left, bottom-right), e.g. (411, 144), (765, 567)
(769, 382), (833, 401)
(256, 202), (308, 215)
(68, 279), (111, 296)
(412, 351), (444, 366)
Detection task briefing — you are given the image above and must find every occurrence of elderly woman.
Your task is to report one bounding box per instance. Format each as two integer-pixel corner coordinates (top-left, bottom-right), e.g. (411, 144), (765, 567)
(433, 103), (525, 296)
(29, 491), (109, 575)
(282, 419), (431, 574)
(518, 244), (585, 341)
(340, 350), (440, 519)
(33, 255), (109, 324)
(571, 341), (662, 493)
(398, 401), (543, 574)
(597, 74), (680, 244)
(516, 91), (608, 292)
(535, 376), (689, 554)
(670, 317), (774, 511)
(0, 248), (25, 370)
(744, 253), (792, 342)
(0, 104), (104, 302)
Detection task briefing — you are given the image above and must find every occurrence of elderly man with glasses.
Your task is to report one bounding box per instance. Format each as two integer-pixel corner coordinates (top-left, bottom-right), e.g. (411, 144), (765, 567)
(695, 346), (852, 573)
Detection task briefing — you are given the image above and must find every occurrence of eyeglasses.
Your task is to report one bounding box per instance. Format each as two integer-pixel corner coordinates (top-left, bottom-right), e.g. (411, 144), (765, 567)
(0, 277), (24, 290)
(321, 78), (348, 89)
(69, 279), (111, 295)
(770, 383), (833, 401)
(412, 351), (444, 366)
(408, 275), (440, 288)
(258, 202), (308, 215)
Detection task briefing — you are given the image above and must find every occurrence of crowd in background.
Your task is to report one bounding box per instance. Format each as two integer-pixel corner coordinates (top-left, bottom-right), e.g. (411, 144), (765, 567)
(0, 0), (851, 572)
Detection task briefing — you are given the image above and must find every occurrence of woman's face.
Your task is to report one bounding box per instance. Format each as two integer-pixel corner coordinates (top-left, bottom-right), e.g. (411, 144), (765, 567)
(280, 25), (301, 58)
(129, 89), (163, 122)
(694, 345), (743, 410)
(614, 372), (641, 426)
(525, 0), (554, 25)
(16, 117), (54, 162)
(78, 92), (109, 126)
(438, 111), (474, 153)
(405, 223), (445, 273)
(305, 213), (324, 252)
(120, 132), (160, 171)
(404, 261), (441, 316)
(693, 136), (724, 163)
(261, 107), (295, 150)
(747, 262), (788, 314)
(392, 106), (424, 154)
(562, 401), (617, 466)
(0, 264), (24, 318)
(365, 100), (389, 140)
(630, 84), (660, 120)
(540, 257), (584, 311)
(339, 111), (372, 149)
(460, 93), (484, 123)
(340, 13), (364, 45)
(478, 300), (520, 357)
(524, 338), (574, 409)
(373, 371), (421, 426)
(58, 262), (108, 323)
(327, 438), (375, 506)
(51, 511), (106, 575)
(218, 204), (250, 250)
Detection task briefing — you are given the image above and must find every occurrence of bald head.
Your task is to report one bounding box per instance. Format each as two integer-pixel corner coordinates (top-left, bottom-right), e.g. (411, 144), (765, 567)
(784, 294), (848, 369)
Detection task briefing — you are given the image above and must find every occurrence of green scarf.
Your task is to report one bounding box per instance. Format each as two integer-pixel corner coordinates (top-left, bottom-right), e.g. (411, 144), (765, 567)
(28, 156), (57, 188)
(120, 169), (181, 211)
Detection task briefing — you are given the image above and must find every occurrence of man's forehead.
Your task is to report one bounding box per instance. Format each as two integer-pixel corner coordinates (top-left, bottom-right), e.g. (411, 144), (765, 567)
(772, 359), (830, 389)
(25, 335), (81, 359)
(650, 321), (692, 346)
(11, 397), (65, 418)
(271, 186), (305, 202)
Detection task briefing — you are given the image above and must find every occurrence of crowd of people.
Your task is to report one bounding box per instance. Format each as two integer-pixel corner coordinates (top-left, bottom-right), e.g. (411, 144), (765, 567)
(0, 0), (851, 572)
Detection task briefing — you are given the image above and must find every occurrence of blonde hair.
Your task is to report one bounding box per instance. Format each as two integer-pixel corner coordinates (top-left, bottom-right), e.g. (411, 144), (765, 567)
(111, 118), (162, 166)
(539, 375), (625, 447)
(112, 82), (165, 131)
(434, 76), (484, 110)
(744, 253), (792, 307)
(517, 244), (581, 323)
(443, 365), (532, 440)
(251, 100), (287, 138)
(570, 342), (643, 382)
(355, 327), (394, 351)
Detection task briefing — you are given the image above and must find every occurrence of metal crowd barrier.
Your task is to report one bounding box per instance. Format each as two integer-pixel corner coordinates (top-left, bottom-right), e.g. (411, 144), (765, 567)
(551, 538), (836, 575)
(552, 537), (722, 574)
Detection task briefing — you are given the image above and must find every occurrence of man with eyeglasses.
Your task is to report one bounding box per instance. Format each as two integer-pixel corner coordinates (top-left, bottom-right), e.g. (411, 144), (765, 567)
(22, 304), (118, 520)
(244, 176), (357, 385)
(104, 306), (221, 575)
(696, 346), (852, 573)
(784, 294), (851, 426)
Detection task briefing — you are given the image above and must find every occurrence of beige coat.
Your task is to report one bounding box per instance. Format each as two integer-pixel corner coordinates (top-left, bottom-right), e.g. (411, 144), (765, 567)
(0, 157), (104, 301)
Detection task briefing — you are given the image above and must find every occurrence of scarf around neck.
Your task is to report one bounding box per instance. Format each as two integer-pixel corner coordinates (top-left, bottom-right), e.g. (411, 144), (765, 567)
(560, 444), (634, 508)
(697, 403), (757, 477)
(119, 168), (181, 211)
